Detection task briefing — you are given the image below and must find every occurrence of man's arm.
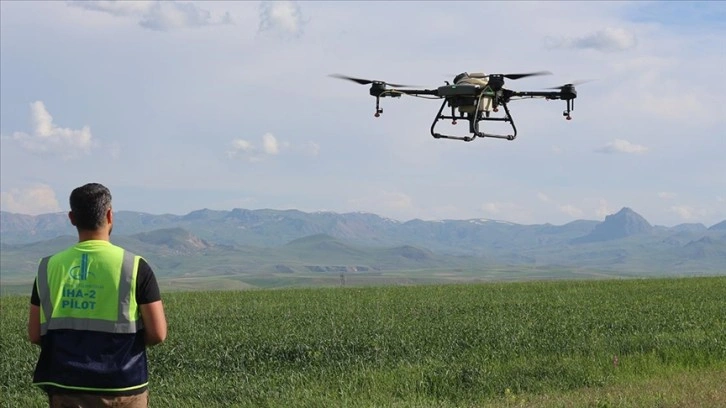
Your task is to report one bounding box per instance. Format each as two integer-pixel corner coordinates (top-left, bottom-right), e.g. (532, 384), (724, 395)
(140, 301), (167, 345)
(28, 304), (41, 345)
(28, 278), (41, 345)
(136, 258), (167, 346)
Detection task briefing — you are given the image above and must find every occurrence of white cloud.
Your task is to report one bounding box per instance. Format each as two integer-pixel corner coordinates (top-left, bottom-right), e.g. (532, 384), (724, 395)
(536, 192), (583, 219)
(610, 55), (675, 73)
(10, 101), (96, 160)
(109, 141), (122, 160)
(596, 199), (612, 219)
(559, 204), (583, 218)
(67, 0), (233, 31)
(481, 202), (501, 215)
(537, 192), (551, 203)
(479, 201), (534, 222)
(227, 132), (291, 162)
(379, 191), (413, 211)
(66, 0), (155, 16)
(595, 139), (648, 154)
(230, 139), (254, 153)
(663, 201), (724, 225)
(227, 138), (259, 161)
(262, 132), (279, 155)
(545, 27), (637, 52)
(0, 184), (62, 215)
(257, 0), (306, 38)
(216, 196), (256, 210)
(658, 192), (676, 200)
(638, 91), (704, 120)
(601, 46), (722, 123)
(669, 205), (698, 220)
(347, 190), (414, 220)
(302, 141), (320, 156)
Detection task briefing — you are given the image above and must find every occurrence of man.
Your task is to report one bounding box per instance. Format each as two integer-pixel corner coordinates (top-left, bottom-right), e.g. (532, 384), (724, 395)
(28, 183), (167, 408)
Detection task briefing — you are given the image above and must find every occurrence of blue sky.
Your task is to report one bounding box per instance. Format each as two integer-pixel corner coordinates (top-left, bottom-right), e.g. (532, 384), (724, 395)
(1, 1), (724, 227)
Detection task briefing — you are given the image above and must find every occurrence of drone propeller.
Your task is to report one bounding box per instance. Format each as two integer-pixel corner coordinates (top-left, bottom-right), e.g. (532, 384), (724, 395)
(328, 73), (415, 88)
(465, 71), (553, 80)
(502, 71), (553, 80)
(544, 79), (595, 90)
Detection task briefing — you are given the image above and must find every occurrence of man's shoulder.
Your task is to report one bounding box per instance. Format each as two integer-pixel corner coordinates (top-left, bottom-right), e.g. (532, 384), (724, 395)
(110, 243), (148, 261)
(107, 242), (152, 272)
(42, 244), (78, 262)
(132, 254), (154, 274)
(137, 256), (152, 269)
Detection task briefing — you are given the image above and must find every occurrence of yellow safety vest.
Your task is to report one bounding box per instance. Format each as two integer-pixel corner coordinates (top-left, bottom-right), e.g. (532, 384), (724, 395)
(33, 240), (148, 393)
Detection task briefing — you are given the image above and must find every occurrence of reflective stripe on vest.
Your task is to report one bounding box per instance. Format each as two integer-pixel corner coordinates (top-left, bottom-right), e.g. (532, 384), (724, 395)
(37, 250), (143, 335)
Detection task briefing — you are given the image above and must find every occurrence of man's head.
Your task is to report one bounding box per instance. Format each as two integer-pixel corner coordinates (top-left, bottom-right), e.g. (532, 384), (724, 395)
(68, 183), (113, 234)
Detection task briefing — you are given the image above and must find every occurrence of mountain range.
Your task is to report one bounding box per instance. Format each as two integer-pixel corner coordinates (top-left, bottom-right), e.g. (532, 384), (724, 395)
(1, 207), (724, 285)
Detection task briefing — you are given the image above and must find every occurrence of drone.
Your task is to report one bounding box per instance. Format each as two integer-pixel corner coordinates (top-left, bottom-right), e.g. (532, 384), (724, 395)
(330, 71), (588, 142)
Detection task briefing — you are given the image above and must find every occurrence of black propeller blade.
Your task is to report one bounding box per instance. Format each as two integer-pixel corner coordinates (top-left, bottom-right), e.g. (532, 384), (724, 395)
(458, 71), (552, 80)
(545, 79), (595, 90)
(502, 71), (553, 80)
(329, 74), (414, 88)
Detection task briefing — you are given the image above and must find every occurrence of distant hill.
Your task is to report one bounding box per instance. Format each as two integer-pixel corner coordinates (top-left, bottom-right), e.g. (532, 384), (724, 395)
(678, 236), (726, 259)
(1, 207), (724, 282)
(571, 208), (652, 244)
(281, 234), (446, 269)
(132, 227), (211, 254)
(671, 223), (708, 233)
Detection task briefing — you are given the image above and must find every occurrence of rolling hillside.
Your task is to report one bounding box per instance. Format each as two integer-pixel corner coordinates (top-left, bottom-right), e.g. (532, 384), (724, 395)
(1, 207), (724, 285)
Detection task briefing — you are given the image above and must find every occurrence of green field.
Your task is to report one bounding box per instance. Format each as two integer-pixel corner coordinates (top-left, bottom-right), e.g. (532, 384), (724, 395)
(2, 276), (725, 407)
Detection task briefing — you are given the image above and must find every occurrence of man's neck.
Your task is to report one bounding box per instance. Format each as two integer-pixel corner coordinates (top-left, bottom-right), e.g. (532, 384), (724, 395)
(77, 230), (110, 242)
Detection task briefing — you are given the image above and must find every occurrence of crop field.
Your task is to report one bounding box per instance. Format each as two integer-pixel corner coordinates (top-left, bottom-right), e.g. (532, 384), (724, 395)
(2, 276), (725, 407)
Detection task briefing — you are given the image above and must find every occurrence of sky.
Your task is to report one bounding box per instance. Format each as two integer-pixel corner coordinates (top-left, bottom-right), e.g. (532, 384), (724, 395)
(1, 1), (725, 227)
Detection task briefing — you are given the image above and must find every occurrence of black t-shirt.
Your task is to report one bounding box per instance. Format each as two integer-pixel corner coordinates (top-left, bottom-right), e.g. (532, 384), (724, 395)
(30, 257), (161, 306)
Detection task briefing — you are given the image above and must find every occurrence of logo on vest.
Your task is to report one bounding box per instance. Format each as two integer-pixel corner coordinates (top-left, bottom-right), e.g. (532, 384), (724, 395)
(68, 265), (96, 280)
(68, 254), (96, 280)
(62, 254), (99, 310)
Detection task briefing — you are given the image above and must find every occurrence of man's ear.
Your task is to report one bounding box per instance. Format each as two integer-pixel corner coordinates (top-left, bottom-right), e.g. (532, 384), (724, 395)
(106, 208), (113, 225)
(68, 211), (77, 226)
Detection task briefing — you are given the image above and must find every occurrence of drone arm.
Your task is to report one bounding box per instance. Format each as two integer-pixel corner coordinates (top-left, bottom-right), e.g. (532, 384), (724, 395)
(367, 88), (442, 117)
(511, 89), (577, 120)
(510, 90), (565, 99)
(393, 89), (441, 97)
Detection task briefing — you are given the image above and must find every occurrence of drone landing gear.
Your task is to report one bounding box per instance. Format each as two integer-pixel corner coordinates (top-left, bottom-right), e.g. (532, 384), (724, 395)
(372, 92), (402, 117)
(430, 98), (518, 142)
(563, 98), (574, 120)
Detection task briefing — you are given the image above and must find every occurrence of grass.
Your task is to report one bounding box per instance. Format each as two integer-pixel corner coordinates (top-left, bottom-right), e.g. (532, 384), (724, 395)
(2, 276), (725, 407)
(489, 369), (726, 407)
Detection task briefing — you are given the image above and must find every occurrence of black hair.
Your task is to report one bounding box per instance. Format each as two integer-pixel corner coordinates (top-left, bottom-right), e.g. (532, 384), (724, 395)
(69, 183), (112, 231)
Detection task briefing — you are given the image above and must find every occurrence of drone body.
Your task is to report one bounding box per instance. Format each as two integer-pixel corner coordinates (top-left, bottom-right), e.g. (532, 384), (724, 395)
(330, 71), (584, 142)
